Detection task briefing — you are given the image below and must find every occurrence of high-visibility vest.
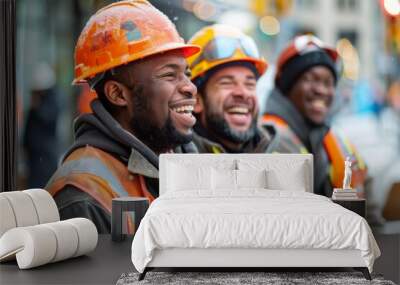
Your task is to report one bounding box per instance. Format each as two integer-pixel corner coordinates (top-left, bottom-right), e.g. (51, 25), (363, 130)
(262, 114), (367, 190)
(46, 146), (155, 214)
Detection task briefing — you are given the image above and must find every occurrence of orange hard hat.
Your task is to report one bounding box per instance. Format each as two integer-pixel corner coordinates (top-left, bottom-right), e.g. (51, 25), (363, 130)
(73, 0), (200, 85)
(275, 35), (338, 83)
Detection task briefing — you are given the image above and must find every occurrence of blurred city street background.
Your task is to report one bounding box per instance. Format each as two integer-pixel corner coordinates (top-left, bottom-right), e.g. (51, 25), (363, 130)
(16, 0), (400, 230)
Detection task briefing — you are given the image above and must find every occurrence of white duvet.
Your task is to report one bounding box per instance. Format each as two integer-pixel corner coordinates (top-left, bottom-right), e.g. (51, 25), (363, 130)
(131, 190), (380, 273)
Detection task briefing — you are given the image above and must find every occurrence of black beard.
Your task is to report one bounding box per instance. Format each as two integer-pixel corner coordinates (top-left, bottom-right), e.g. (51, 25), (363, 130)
(129, 90), (193, 153)
(130, 115), (193, 153)
(204, 110), (257, 144)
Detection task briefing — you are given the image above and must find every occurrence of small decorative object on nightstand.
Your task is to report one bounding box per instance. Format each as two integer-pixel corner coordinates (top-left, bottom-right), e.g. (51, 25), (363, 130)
(331, 157), (366, 217)
(111, 197), (149, 242)
(331, 198), (366, 218)
(343, 156), (352, 190)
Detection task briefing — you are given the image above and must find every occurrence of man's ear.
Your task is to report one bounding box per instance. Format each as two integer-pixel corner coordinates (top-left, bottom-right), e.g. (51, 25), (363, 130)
(194, 93), (204, 114)
(103, 80), (128, 107)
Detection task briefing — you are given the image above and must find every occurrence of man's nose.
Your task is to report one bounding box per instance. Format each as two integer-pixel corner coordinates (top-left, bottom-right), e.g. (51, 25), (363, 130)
(314, 81), (332, 96)
(179, 76), (197, 98)
(232, 82), (252, 99)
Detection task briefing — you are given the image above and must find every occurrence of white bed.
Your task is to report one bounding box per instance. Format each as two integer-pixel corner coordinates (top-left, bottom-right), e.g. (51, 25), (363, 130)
(131, 154), (380, 280)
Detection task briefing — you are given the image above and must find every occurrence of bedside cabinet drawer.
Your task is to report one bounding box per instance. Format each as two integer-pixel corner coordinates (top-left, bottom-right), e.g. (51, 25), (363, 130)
(331, 199), (366, 218)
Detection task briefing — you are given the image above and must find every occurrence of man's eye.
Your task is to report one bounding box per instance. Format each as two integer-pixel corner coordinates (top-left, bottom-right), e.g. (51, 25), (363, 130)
(324, 80), (334, 88)
(164, 72), (175, 77)
(219, 80), (233, 86)
(161, 72), (176, 78)
(185, 70), (192, 78)
(246, 82), (256, 88)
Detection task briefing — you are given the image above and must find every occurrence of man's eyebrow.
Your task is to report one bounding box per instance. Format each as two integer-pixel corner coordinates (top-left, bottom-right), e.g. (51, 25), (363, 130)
(216, 75), (234, 81)
(158, 63), (180, 70)
(156, 63), (190, 73)
(246, 74), (257, 80)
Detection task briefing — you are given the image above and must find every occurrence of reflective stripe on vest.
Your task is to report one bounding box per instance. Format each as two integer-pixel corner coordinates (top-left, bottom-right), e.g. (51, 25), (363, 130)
(49, 157), (129, 198)
(262, 114), (367, 189)
(46, 146), (154, 213)
(323, 131), (367, 189)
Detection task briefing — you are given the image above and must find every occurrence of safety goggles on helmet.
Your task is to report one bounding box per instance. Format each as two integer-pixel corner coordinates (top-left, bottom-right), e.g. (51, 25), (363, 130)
(191, 35), (260, 67)
(293, 35), (327, 55)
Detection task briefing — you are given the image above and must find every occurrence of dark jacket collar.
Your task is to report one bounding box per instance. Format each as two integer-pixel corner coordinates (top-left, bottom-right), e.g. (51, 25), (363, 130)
(265, 88), (330, 151)
(193, 121), (278, 153)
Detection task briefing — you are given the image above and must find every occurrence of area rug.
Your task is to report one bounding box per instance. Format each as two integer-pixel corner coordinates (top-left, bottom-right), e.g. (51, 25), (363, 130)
(116, 271), (395, 285)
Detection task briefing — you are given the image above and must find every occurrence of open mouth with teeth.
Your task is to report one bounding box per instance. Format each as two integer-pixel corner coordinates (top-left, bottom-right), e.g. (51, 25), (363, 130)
(169, 99), (196, 131)
(307, 97), (331, 117)
(170, 105), (194, 114)
(306, 97), (331, 123)
(224, 105), (253, 129)
(309, 99), (328, 113)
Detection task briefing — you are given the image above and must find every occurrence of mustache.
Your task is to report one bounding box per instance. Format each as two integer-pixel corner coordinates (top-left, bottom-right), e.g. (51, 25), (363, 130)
(223, 98), (255, 111)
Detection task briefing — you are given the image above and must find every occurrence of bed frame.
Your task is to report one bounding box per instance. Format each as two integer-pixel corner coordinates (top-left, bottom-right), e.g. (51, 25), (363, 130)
(139, 248), (371, 280)
(139, 154), (371, 281)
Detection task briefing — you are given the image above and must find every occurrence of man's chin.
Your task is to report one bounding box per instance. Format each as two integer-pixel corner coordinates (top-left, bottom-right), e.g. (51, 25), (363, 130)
(227, 124), (252, 134)
(307, 115), (326, 126)
(171, 128), (194, 145)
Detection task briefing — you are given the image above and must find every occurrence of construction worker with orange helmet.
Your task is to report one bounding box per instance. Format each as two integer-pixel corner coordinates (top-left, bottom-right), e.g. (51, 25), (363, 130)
(261, 35), (368, 198)
(187, 24), (298, 154)
(45, 0), (200, 233)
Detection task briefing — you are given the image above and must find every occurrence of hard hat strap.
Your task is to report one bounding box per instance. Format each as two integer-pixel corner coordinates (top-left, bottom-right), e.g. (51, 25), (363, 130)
(88, 68), (119, 89)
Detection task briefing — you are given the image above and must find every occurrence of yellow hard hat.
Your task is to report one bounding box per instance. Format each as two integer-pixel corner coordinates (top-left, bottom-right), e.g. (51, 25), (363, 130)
(73, 0), (200, 85)
(187, 24), (267, 83)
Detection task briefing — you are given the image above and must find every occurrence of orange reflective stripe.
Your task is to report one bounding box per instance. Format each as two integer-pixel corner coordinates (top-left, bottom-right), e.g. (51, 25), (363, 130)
(261, 114), (289, 128)
(323, 131), (368, 189)
(46, 146), (155, 213)
(323, 131), (346, 189)
(138, 175), (155, 203)
(47, 172), (116, 212)
(262, 114), (306, 153)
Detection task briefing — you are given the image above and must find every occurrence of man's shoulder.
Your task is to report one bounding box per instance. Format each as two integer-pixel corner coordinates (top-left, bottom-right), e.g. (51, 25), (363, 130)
(259, 122), (306, 154)
(64, 145), (119, 161)
(54, 186), (111, 233)
(192, 131), (226, 153)
(175, 142), (199, 153)
(54, 186), (99, 208)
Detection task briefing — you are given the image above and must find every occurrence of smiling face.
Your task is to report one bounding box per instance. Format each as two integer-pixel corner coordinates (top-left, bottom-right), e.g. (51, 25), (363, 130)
(107, 50), (197, 153)
(195, 65), (258, 148)
(288, 66), (335, 125)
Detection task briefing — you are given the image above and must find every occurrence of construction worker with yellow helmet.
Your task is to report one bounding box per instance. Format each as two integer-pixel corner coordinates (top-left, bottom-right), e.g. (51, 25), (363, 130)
(261, 35), (368, 199)
(187, 24), (298, 154)
(46, 0), (200, 233)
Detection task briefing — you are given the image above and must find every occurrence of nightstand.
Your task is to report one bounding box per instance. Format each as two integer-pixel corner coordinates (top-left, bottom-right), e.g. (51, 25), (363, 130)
(111, 197), (149, 241)
(331, 198), (366, 218)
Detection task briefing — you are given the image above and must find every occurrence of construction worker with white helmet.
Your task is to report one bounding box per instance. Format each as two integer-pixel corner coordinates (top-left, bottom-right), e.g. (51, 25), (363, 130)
(262, 35), (368, 198)
(46, 0), (200, 233)
(187, 24), (298, 154)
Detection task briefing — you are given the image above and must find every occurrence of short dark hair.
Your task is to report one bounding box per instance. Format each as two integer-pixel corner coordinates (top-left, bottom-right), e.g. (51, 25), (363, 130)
(91, 71), (115, 114)
(90, 62), (137, 115)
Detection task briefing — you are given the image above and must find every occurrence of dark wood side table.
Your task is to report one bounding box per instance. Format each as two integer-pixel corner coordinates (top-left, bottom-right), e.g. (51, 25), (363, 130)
(331, 198), (366, 218)
(112, 197), (149, 241)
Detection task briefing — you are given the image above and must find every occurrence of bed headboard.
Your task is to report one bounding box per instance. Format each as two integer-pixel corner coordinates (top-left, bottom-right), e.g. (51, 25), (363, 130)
(159, 153), (313, 195)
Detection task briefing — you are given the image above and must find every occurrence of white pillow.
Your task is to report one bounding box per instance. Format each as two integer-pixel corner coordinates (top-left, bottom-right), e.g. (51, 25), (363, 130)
(212, 168), (237, 190)
(267, 167), (306, 191)
(236, 169), (267, 189)
(167, 163), (211, 191)
(237, 159), (308, 192)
